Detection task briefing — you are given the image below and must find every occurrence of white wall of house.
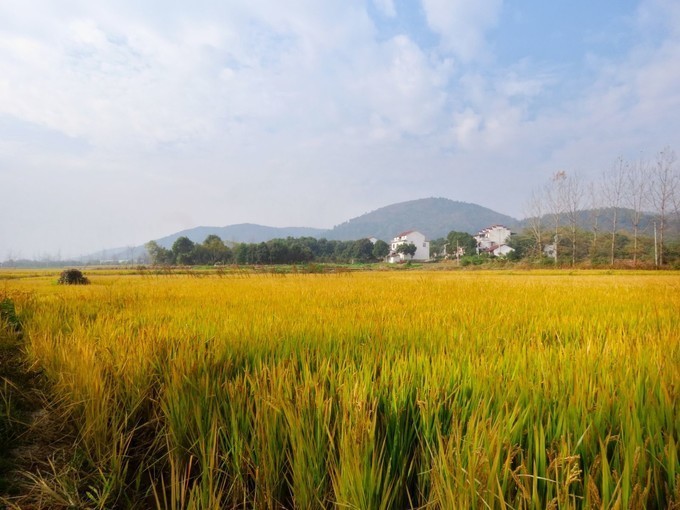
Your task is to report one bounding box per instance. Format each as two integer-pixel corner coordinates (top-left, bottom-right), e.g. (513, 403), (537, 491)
(388, 230), (430, 261)
(493, 245), (515, 257)
(474, 225), (512, 246)
(474, 225), (513, 255)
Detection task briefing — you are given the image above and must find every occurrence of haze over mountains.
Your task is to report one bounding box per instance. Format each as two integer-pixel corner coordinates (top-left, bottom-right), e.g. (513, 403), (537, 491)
(86, 198), (518, 261)
(80, 196), (670, 262)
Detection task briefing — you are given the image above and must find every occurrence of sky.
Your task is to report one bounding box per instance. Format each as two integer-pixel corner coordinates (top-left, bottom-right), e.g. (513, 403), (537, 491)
(1, 0), (679, 259)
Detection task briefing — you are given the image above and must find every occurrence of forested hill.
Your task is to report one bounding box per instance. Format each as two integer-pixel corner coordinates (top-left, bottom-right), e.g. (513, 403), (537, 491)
(521, 208), (679, 236)
(157, 198), (521, 248)
(325, 198), (520, 241)
(78, 198), (519, 261)
(153, 224), (327, 248)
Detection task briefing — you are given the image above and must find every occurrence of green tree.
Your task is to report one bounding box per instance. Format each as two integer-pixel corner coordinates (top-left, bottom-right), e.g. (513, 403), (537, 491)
(234, 243), (249, 265)
(145, 241), (174, 265)
(396, 243), (417, 259)
(190, 244), (210, 265)
(429, 238), (447, 259)
(289, 243), (313, 263)
(254, 242), (270, 264)
(506, 233), (534, 261)
(267, 239), (290, 263)
(446, 231), (477, 257)
(202, 235), (232, 264)
(172, 236), (195, 265)
(350, 238), (375, 262)
(372, 239), (390, 260)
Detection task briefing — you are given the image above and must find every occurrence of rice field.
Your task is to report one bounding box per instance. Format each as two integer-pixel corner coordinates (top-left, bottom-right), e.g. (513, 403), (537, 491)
(1, 268), (679, 509)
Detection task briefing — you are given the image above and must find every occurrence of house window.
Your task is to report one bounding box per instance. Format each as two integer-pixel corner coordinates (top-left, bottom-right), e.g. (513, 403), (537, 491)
(423, 243), (426, 247)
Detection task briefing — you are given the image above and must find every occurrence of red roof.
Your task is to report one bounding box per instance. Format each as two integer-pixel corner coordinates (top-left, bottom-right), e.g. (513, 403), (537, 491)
(396, 230), (415, 237)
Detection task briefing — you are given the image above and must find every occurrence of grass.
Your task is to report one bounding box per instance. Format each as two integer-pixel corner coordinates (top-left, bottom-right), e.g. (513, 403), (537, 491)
(0, 297), (31, 498)
(0, 268), (678, 508)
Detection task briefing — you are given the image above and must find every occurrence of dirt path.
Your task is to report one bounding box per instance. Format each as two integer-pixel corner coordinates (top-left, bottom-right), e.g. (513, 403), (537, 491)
(0, 325), (71, 509)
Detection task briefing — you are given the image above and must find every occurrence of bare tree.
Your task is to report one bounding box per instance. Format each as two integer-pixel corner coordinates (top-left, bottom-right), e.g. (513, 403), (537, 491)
(523, 189), (544, 259)
(563, 173), (584, 267)
(626, 156), (649, 266)
(546, 171), (568, 264)
(600, 157), (627, 265)
(586, 180), (602, 258)
(649, 147), (679, 266)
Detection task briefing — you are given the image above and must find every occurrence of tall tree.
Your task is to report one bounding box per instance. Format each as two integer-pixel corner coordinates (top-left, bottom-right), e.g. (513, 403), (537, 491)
(446, 231), (477, 258)
(546, 171), (567, 264)
(626, 156), (649, 266)
(650, 147), (679, 266)
(172, 236), (195, 265)
(145, 241), (174, 265)
(586, 180), (603, 260)
(372, 240), (390, 260)
(234, 243), (249, 265)
(601, 157), (627, 265)
(254, 242), (270, 264)
(396, 243), (417, 259)
(267, 239), (290, 264)
(350, 238), (374, 262)
(563, 173), (584, 266)
(523, 190), (544, 260)
(202, 235), (231, 264)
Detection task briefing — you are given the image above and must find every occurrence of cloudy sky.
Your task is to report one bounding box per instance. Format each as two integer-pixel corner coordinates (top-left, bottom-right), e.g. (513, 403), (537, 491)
(1, 0), (679, 259)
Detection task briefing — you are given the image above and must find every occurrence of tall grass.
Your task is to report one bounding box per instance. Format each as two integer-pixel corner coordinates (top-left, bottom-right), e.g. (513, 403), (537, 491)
(2, 270), (679, 508)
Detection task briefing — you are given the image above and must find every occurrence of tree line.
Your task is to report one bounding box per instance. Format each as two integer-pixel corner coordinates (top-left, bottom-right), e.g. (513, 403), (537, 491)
(144, 147), (678, 268)
(516, 146), (680, 267)
(145, 235), (393, 266)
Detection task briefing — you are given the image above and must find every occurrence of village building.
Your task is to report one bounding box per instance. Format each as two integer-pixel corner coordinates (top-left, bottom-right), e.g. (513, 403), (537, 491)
(387, 230), (430, 263)
(474, 225), (514, 256)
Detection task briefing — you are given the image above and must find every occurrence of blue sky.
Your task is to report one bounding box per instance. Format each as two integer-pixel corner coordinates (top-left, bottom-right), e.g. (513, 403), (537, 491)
(1, 0), (679, 258)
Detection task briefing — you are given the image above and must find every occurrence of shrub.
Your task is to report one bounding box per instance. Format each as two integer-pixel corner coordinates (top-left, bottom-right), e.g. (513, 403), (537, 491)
(58, 269), (90, 285)
(0, 298), (21, 332)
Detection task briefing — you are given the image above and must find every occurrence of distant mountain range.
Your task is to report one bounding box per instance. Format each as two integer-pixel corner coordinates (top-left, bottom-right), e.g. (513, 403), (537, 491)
(82, 198), (519, 261)
(80, 197), (673, 262)
(324, 198), (519, 241)
(154, 224), (327, 247)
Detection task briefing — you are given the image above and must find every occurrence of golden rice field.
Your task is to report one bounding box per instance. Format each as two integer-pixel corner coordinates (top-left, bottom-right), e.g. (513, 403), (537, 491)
(1, 268), (679, 509)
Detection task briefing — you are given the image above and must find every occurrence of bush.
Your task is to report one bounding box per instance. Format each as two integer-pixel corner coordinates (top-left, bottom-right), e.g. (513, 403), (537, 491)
(58, 269), (90, 285)
(0, 298), (21, 332)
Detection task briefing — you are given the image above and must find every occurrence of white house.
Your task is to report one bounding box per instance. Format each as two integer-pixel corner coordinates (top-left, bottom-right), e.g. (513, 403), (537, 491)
(543, 243), (557, 259)
(474, 225), (514, 256)
(387, 230), (430, 263)
(493, 245), (515, 257)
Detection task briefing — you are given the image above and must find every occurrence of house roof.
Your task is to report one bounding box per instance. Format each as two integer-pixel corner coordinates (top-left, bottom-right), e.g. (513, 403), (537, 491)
(475, 224), (512, 236)
(396, 230), (416, 237)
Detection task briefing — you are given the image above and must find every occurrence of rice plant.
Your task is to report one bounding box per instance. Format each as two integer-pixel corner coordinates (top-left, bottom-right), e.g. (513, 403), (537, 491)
(1, 269), (678, 509)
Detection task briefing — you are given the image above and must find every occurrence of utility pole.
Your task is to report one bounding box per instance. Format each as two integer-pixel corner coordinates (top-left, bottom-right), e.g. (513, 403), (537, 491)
(654, 222), (658, 268)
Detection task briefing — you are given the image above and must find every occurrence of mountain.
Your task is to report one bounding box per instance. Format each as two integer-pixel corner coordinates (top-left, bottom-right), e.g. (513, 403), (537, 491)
(325, 198), (520, 241)
(521, 207), (679, 236)
(153, 224), (327, 248)
(79, 224), (326, 262)
(78, 198), (520, 262)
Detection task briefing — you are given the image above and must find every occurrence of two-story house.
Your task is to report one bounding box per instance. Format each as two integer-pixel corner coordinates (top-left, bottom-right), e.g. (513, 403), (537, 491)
(474, 225), (514, 256)
(387, 230), (430, 262)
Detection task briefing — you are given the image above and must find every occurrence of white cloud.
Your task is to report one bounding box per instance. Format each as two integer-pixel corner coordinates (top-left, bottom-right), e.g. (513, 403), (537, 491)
(346, 35), (451, 139)
(1, 0), (680, 257)
(372, 0), (396, 17)
(421, 0), (503, 61)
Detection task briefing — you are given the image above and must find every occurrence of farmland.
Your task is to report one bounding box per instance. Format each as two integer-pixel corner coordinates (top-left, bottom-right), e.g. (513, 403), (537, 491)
(1, 268), (679, 509)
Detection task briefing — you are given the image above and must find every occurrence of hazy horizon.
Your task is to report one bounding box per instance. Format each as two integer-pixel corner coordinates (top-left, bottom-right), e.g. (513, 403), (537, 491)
(2, 0), (679, 259)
